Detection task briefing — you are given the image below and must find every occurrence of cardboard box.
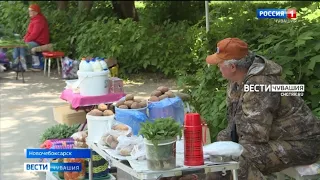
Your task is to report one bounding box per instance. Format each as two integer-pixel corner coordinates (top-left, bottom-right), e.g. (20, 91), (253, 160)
(108, 77), (124, 93)
(53, 104), (87, 126)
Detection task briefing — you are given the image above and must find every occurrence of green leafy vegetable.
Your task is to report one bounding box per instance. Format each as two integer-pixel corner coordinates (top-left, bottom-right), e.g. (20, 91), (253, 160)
(39, 124), (80, 143)
(139, 117), (182, 146)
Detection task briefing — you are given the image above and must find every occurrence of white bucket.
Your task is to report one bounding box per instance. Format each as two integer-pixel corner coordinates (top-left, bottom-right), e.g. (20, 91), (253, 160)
(86, 114), (115, 143)
(77, 70), (109, 96)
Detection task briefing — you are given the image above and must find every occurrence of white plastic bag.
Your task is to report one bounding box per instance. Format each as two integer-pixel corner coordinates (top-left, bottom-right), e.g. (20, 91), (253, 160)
(116, 135), (143, 156)
(130, 142), (146, 160)
(203, 141), (244, 157)
(295, 162), (320, 176)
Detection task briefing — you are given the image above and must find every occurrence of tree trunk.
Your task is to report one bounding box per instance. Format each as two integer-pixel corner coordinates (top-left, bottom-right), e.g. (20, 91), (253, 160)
(78, 1), (94, 12)
(57, 1), (68, 11)
(112, 1), (139, 21)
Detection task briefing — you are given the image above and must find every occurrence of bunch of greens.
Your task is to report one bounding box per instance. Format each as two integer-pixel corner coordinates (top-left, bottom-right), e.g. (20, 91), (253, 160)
(39, 124), (80, 143)
(139, 117), (182, 146)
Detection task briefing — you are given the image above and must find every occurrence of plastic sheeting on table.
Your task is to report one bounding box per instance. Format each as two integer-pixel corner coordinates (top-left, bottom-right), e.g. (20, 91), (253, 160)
(60, 89), (125, 109)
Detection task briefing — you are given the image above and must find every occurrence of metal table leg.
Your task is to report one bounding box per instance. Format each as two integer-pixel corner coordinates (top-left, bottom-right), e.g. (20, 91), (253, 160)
(89, 148), (93, 180)
(232, 169), (238, 180)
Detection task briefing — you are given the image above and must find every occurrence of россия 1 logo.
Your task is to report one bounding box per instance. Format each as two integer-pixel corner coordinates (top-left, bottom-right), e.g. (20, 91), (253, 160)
(256, 9), (296, 19)
(256, 9), (296, 23)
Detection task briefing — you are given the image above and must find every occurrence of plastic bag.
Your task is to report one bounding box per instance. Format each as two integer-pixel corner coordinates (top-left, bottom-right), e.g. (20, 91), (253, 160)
(62, 57), (79, 79)
(203, 141), (244, 157)
(148, 96), (185, 125)
(115, 105), (148, 135)
(295, 162), (320, 176)
(71, 131), (88, 142)
(116, 135), (143, 156)
(99, 123), (132, 149)
(130, 142), (146, 160)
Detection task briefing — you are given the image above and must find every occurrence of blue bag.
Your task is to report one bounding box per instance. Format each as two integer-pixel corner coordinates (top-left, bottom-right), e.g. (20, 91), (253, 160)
(115, 106), (148, 135)
(148, 96), (185, 125)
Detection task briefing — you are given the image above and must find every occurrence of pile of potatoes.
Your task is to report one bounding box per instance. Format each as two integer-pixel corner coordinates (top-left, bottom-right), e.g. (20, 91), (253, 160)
(149, 86), (175, 102)
(115, 94), (148, 109)
(88, 103), (114, 116)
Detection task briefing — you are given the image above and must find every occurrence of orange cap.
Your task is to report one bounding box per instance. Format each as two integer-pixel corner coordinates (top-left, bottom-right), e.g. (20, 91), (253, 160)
(206, 38), (248, 65)
(29, 4), (41, 13)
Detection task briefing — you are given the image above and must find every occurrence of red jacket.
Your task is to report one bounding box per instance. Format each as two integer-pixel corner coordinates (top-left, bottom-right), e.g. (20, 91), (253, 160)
(24, 13), (50, 45)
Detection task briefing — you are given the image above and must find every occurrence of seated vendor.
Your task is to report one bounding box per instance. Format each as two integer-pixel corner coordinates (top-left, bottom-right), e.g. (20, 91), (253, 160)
(204, 38), (320, 180)
(13, 4), (50, 70)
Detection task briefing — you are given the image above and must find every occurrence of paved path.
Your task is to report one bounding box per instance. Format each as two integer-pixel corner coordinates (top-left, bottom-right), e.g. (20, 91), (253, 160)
(0, 70), (177, 180)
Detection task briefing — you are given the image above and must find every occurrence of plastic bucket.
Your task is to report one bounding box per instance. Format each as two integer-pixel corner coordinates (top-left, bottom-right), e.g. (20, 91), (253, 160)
(86, 114), (115, 143)
(77, 70), (109, 96)
(144, 138), (177, 170)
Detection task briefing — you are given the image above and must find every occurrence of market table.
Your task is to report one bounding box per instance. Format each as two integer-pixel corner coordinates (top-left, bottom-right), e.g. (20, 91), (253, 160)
(87, 141), (240, 180)
(60, 89), (126, 109)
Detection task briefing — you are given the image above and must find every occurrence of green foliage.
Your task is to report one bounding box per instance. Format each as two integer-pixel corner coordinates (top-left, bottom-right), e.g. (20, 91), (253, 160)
(139, 117), (182, 146)
(39, 124), (79, 143)
(1, 1), (319, 142)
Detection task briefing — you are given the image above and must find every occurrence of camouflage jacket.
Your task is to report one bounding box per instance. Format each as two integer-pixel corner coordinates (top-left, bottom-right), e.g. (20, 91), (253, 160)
(217, 55), (320, 163)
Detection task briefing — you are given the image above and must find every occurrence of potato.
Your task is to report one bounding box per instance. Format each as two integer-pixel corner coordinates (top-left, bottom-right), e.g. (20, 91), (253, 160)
(116, 100), (125, 107)
(125, 94), (134, 101)
(131, 102), (141, 109)
(134, 99), (142, 103)
(149, 96), (160, 102)
(103, 110), (114, 116)
(110, 141), (118, 149)
(98, 103), (108, 111)
(113, 124), (129, 131)
(159, 94), (168, 100)
(124, 100), (134, 108)
(157, 86), (169, 93)
(151, 90), (163, 97)
(139, 100), (147, 108)
(106, 135), (114, 145)
(88, 109), (103, 116)
(118, 105), (129, 109)
(165, 91), (175, 98)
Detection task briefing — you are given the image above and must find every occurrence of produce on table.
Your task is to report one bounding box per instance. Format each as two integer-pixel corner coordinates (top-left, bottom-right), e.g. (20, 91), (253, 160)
(39, 124), (79, 144)
(71, 131), (88, 148)
(115, 94), (148, 109)
(101, 133), (119, 149)
(149, 86), (175, 102)
(139, 118), (182, 170)
(100, 124), (132, 149)
(64, 158), (86, 180)
(87, 104), (114, 116)
(98, 103), (108, 111)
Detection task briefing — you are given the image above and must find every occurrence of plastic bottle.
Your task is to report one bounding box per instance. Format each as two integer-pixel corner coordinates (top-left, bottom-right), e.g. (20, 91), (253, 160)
(92, 59), (103, 72)
(89, 58), (95, 68)
(99, 58), (108, 71)
(79, 58), (86, 72)
(82, 59), (93, 72)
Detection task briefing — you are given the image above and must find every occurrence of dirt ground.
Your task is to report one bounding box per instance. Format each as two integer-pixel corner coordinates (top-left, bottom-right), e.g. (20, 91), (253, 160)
(0, 69), (178, 180)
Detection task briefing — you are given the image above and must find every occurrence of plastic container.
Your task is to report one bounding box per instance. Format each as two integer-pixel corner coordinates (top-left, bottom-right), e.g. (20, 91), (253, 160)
(114, 106), (148, 135)
(80, 59), (93, 72)
(100, 58), (108, 71)
(144, 138), (177, 170)
(92, 59), (103, 72)
(86, 114), (115, 143)
(184, 113), (204, 166)
(77, 70), (109, 96)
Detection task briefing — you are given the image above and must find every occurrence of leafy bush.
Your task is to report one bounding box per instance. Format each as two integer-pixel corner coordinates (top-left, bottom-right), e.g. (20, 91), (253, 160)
(178, 2), (320, 141)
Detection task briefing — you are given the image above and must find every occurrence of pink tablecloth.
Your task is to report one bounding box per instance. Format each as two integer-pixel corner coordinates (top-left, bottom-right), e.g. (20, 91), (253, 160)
(60, 89), (125, 109)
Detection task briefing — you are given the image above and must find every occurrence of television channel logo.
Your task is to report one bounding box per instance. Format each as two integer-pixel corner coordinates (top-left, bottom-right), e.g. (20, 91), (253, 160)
(256, 9), (296, 19)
